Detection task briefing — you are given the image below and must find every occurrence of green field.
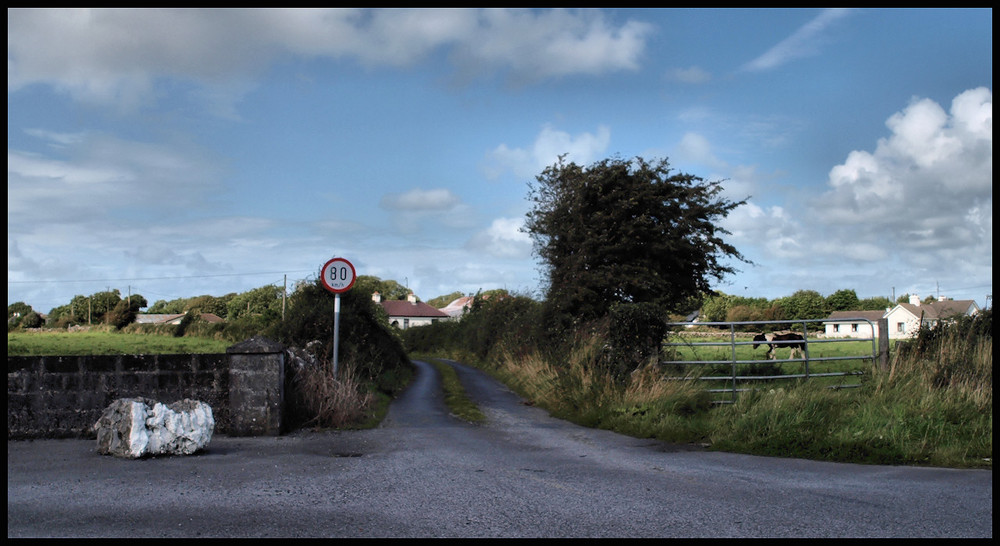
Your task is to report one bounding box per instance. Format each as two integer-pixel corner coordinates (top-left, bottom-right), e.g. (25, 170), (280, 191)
(7, 330), (233, 356)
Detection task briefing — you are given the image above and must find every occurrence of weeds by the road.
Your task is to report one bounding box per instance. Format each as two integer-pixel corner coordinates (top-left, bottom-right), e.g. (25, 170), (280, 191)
(427, 359), (487, 424)
(437, 312), (991, 469)
(290, 360), (376, 429)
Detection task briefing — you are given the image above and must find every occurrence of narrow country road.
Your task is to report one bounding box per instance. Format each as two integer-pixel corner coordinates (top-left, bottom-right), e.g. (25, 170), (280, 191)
(7, 359), (992, 538)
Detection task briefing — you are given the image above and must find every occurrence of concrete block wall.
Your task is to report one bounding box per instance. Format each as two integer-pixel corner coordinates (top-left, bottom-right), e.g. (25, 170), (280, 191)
(7, 337), (286, 440)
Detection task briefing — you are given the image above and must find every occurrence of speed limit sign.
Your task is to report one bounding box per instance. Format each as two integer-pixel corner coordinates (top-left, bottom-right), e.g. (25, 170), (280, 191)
(320, 257), (356, 293)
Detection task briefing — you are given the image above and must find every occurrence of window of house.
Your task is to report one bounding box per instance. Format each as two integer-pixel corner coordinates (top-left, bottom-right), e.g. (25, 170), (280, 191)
(833, 324), (840, 332)
(897, 322), (904, 333)
(852, 324), (858, 332)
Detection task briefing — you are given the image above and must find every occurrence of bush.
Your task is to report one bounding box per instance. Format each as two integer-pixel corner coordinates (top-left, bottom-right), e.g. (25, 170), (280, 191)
(401, 292), (544, 363)
(269, 280), (409, 391)
(603, 302), (668, 382)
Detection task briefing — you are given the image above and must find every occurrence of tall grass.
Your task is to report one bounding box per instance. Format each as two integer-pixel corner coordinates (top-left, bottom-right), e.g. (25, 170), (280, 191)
(482, 334), (714, 445)
(462, 311), (991, 468)
(287, 359), (377, 430)
(7, 329), (232, 355)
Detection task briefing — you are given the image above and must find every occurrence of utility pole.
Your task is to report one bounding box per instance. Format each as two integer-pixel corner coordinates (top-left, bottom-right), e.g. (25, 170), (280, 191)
(282, 275), (287, 320)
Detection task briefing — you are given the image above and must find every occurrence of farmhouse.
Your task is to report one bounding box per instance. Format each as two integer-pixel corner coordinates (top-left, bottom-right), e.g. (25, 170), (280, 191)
(822, 295), (980, 340)
(823, 310), (886, 339)
(884, 295), (979, 339)
(373, 292), (450, 330)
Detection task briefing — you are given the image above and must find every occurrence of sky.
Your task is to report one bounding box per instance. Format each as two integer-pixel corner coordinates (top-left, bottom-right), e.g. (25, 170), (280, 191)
(7, 8), (993, 314)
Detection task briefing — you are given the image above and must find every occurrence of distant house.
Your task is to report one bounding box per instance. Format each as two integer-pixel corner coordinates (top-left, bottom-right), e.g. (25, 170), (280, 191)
(884, 295), (979, 339)
(438, 296), (475, 319)
(823, 310), (886, 339)
(823, 295), (979, 340)
(373, 292), (450, 330)
(134, 313), (225, 325)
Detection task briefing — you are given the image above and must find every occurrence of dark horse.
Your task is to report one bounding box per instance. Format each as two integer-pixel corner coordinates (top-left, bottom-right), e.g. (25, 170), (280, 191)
(753, 332), (806, 360)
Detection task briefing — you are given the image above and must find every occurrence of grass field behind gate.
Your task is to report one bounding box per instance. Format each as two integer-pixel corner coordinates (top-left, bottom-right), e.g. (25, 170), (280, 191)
(661, 334), (877, 400)
(7, 330), (233, 356)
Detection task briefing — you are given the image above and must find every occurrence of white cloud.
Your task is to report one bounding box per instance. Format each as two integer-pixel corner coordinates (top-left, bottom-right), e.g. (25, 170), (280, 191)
(741, 8), (854, 72)
(8, 8), (652, 108)
(667, 66), (711, 84)
(450, 9), (651, 84)
(812, 87), (991, 271)
(466, 217), (533, 259)
(484, 124), (611, 180)
(722, 202), (805, 260)
(8, 131), (222, 226)
(378, 188), (475, 233)
(379, 188), (461, 211)
(675, 132), (726, 171)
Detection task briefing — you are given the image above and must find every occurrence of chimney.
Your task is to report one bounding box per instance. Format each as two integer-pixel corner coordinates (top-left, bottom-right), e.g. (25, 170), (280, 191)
(909, 294), (921, 306)
(372, 291), (381, 303)
(407, 292), (417, 304)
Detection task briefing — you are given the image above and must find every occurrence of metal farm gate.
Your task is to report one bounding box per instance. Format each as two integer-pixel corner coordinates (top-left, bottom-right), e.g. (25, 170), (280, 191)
(661, 318), (889, 404)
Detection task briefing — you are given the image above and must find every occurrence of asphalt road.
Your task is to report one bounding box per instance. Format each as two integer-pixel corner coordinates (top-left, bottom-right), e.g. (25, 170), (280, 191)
(7, 359), (993, 538)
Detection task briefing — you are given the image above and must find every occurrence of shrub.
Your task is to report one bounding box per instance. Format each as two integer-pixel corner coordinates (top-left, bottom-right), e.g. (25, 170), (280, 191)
(603, 302), (668, 382)
(269, 280), (409, 392)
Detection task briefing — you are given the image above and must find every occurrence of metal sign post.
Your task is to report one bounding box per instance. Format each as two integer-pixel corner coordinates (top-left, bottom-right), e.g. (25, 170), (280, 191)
(320, 257), (356, 377)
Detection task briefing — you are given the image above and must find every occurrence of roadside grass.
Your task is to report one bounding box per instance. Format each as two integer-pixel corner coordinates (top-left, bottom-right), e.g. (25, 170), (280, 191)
(7, 329), (232, 355)
(433, 326), (991, 469)
(708, 334), (992, 467)
(425, 358), (487, 424)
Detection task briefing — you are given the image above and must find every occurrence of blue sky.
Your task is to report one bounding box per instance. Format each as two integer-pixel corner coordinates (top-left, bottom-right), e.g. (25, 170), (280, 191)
(7, 8), (993, 314)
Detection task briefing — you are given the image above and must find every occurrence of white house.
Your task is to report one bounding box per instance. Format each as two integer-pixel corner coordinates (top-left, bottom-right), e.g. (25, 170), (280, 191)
(823, 310), (886, 339)
(823, 295), (980, 340)
(373, 292), (450, 330)
(884, 294), (979, 339)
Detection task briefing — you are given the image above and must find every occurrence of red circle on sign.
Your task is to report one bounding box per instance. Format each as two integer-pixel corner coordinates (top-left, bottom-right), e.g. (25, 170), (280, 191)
(320, 257), (356, 293)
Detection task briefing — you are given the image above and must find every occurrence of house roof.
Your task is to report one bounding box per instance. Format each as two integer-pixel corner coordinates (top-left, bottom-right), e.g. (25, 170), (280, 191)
(825, 310), (886, 323)
(134, 313), (225, 324)
(891, 300), (978, 321)
(379, 300), (450, 319)
(439, 296), (475, 317)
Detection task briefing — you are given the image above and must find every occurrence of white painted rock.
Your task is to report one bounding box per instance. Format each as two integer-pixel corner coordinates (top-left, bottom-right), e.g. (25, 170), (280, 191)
(94, 397), (215, 458)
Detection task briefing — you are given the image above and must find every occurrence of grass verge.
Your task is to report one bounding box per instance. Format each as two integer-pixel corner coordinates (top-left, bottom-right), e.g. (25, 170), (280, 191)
(432, 328), (991, 468)
(426, 358), (487, 424)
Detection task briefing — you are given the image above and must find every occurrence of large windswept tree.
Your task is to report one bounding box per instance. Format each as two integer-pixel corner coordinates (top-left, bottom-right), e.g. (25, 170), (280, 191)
(525, 155), (748, 326)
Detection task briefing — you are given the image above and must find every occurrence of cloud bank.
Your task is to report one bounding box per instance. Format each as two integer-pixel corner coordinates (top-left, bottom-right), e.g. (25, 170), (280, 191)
(8, 8), (652, 107)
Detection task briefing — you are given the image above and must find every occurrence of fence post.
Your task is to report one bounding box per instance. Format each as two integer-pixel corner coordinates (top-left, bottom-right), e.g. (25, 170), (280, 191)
(729, 323), (738, 403)
(877, 318), (889, 372)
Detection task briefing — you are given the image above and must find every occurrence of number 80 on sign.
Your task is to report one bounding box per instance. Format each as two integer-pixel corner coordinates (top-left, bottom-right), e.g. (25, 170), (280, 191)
(320, 257), (356, 293)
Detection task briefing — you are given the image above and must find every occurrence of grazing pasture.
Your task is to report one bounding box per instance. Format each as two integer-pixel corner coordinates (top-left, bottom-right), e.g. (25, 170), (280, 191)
(7, 330), (233, 356)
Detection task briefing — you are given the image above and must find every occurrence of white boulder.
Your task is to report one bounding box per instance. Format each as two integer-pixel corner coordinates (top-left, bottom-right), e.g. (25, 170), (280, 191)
(94, 397), (215, 458)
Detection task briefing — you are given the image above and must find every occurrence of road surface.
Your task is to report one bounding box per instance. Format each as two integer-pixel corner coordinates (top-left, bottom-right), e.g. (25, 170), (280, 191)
(7, 359), (992, 538)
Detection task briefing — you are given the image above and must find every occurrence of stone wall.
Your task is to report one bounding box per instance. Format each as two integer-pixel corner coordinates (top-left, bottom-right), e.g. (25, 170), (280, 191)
(7, 337), (286, 440)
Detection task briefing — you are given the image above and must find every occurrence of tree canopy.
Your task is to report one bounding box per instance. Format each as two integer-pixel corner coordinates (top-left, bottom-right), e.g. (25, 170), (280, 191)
(524, 155), (748, 325)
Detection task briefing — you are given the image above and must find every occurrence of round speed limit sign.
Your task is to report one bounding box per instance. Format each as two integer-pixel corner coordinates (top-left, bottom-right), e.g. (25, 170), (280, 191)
(320, 257), (356, 293)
